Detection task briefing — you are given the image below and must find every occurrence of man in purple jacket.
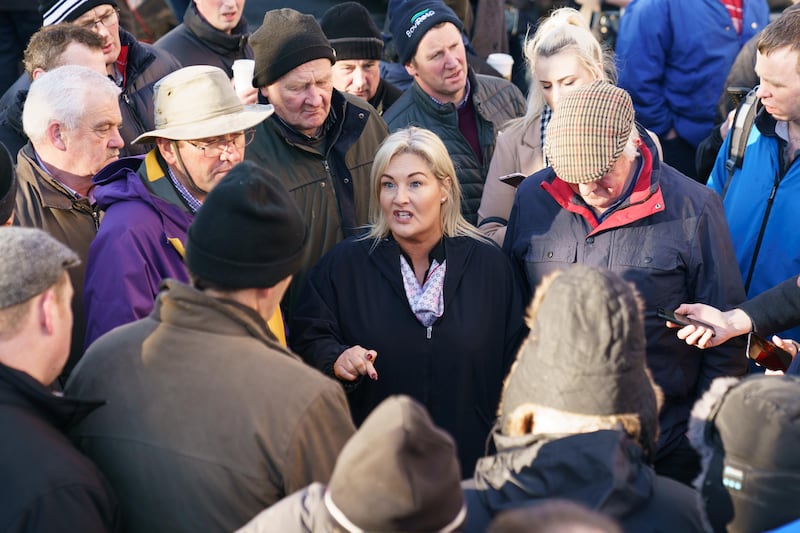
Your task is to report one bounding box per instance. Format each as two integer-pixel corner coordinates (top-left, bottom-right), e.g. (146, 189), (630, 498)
(82, 64), (273, 348)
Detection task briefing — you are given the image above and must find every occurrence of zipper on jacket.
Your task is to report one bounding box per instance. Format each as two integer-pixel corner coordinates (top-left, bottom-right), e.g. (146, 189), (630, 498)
(322, 158), (347, 229)
(427, 326), (432, 339)
(121, 92), (147, 140)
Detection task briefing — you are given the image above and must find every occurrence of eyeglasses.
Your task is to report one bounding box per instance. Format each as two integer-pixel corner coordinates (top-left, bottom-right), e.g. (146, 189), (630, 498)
(185, 129), (255, 158)
(77, 8), (120, 31)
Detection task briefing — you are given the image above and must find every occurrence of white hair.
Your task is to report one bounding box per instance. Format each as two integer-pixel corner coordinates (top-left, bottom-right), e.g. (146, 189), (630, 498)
(23, 64), (120, 145)
(620, 126), (641, 161)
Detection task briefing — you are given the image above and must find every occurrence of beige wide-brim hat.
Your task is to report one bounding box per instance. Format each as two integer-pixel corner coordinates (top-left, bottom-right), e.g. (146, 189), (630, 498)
(133, 65), (274, 144)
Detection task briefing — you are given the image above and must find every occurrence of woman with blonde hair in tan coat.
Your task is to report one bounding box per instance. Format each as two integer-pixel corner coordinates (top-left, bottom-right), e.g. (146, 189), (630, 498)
(477, 8), (608, 245)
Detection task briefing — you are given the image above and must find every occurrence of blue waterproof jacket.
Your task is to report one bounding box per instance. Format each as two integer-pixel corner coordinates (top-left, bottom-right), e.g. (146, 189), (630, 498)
(708, 110), (800, 342)
(616, 0), (768, 147)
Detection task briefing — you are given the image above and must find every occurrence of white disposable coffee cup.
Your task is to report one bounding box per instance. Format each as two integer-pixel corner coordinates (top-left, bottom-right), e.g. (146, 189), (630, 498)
(232, 59), (255, 96)
(486, 53), (514, 81)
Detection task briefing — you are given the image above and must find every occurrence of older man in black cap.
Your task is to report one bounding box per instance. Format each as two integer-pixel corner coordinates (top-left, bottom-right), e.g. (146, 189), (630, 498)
(0, 227), (119, 531)
(504, 80), (748, 486)
(319, 2), (401, 115)
(66, 161), (355, 533)
(246, 8), (389, 318)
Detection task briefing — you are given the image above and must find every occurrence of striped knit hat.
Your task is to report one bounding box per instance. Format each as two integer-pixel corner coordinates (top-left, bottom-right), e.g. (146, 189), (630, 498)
(40, 0), (118, 26)
(545, 81), (635, 184)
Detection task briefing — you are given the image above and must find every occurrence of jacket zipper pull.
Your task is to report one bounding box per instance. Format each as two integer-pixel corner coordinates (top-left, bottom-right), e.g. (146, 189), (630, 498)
(426, 326), (432, 339)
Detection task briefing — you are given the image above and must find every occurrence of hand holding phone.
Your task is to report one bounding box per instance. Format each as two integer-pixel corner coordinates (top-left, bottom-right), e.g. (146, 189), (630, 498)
(656, 307), (716, 337)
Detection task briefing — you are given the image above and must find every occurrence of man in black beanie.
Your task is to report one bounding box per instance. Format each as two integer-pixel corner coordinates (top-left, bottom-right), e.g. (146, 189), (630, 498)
(65, 161), (356, 533)
(246, 7), (389, 320)
(320, 1), (401, 115)
(383, 0), (526, 225)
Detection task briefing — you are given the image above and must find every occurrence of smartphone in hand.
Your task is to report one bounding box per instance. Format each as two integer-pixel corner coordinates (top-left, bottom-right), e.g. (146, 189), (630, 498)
(747, 334), (793, 372)
(656, 307), (716, 337)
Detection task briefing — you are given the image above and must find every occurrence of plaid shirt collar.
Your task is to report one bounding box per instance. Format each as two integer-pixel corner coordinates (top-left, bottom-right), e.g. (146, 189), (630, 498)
(166, 166), (202, 214)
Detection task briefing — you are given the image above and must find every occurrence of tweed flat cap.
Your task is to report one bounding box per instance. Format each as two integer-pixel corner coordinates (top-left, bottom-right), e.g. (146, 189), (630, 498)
(545, 81), (635, 184)
(0, 227), (80, 309)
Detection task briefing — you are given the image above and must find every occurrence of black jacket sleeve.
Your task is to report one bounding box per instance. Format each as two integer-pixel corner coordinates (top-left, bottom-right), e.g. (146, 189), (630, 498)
(738, 275), (800, 336)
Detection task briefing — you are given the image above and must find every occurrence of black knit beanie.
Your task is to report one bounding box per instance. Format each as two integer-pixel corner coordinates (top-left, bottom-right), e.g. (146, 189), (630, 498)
(0, 144), (16, 224)
(388, 0), (463, 64)
(40, 0), (118, 26)
(250, 8), (336, 87)
(320, 2), (384, 61)
(185, 161), (308, 289)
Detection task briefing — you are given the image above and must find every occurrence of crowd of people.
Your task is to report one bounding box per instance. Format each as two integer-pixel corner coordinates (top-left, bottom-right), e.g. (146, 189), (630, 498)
(2, 0), (800, 532)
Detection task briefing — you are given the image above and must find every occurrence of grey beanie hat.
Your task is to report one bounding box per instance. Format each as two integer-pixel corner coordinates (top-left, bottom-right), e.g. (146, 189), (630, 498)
(326, 396), (466, 532)
(0, 227), (80, 309)
(500, 265), (659, 458)
(689, 375), (800, 533)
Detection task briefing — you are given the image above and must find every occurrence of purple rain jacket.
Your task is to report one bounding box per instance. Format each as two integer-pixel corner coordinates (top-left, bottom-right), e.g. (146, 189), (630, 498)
(83, 151), (194, 349)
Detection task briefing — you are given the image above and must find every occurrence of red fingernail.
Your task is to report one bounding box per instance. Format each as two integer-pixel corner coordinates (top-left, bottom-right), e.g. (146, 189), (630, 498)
(366, 353), (373, 361)
(369, 372), (377, 380)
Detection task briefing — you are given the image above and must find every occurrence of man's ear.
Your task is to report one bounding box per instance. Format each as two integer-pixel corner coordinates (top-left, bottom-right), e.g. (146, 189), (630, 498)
(404, 59), (416, 78)
(38, 289), (57, 336)
(49, 122), (67, 151)
(157, 138), (178, 166)
(31, 68), (46, 80)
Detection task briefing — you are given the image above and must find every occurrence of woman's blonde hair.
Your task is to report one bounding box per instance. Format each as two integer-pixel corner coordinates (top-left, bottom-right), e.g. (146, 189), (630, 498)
(505, 8), (612, 137)
(362, 127), (486, 244)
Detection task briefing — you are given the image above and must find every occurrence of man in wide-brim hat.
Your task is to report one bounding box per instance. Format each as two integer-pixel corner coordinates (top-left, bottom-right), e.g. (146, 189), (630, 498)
(82, 64), (275, 349)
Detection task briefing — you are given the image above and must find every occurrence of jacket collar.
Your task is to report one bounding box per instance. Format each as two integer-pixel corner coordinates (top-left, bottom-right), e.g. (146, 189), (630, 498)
(0, 362), (104, 432)
(471, 429), (653, 516)
(119, 28), (156, 89)
(541, 131), (665, 235)
(183, 3), (249, 56)
(18, 143), (91, 210)
(154, 280), (300, 361)
(367, 235), (477, 312)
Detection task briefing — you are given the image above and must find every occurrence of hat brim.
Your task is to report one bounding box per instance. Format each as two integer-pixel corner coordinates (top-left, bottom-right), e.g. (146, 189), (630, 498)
(132, 104), (274, 144)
